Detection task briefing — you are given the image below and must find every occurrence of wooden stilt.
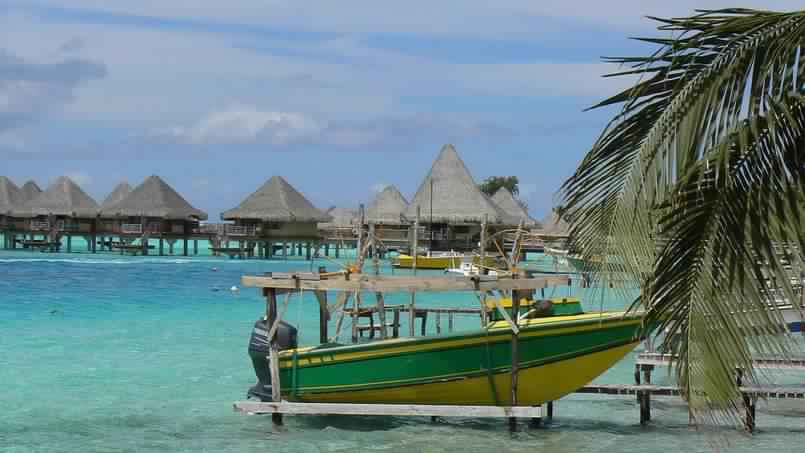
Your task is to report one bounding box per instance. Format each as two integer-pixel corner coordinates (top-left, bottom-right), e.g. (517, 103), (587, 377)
(159, 238), (164, 256)
(193, 239), (198, 255)
(265, 287), (283, 426)
(314, 289), (329, 344)
(409, 207), (419, 337)
(509, 270), (521, 432)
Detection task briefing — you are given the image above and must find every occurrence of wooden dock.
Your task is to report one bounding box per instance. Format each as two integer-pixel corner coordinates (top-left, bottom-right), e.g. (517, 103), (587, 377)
(234, 401), (543, 419)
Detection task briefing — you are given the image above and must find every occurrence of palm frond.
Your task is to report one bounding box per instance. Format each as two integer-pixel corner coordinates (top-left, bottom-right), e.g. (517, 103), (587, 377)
(561, 8), (805, 427)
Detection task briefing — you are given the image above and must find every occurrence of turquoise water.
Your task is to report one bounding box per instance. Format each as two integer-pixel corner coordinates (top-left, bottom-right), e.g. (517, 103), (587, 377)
(2, 250), (805, 452)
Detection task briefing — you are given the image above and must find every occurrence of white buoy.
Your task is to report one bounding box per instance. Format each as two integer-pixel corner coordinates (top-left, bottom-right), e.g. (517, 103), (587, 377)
(230, 285), (239, 293)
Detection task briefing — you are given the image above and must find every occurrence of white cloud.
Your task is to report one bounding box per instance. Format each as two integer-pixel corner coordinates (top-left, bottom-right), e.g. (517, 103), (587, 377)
(147, 105), (513, 147)
(154, 105), (321, 145)
(21, 1), (805, 35)
(0, 47), (105, 134)
(371, 183), (388, 193)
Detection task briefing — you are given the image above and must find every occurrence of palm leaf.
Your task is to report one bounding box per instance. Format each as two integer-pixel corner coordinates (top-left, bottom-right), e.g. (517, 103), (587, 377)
(561, 9), (805, 427)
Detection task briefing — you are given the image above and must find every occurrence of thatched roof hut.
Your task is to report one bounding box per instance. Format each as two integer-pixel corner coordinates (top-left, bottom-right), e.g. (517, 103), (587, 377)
(0, 176), (22, 215)
(491, 188), (540, 228)
(101, 182), (133, 210)
(101, 175), (207, 220)
(366, 185), (409, 225)
(404, 144), (509, 224)
(20, 180), (42, 202)
(319, 207), (358, 230)
(14, 176), (99, 218)
(536, 209), (570, 238)
(222, 176), (330, 222)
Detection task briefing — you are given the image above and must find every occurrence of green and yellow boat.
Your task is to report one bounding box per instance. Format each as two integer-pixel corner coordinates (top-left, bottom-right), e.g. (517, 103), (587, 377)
(245, 272), (644, 407)
(393, 252), (500, 270)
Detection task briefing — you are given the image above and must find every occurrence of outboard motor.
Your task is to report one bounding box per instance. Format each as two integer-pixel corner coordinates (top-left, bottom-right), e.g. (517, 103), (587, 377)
(247, 318), (298, 400)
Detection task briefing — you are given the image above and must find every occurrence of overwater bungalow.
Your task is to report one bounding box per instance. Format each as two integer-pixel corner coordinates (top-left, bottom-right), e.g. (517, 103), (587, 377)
(365, 185), (410, 250)
(319, 206), (358, 237)
(490, 188), (540, 229)
(0, 177), (23, 249)
(100, 181), (133, 211)
(222, 176), (332, 259)
(99, 175), (207, 255)
(9, 176), (100, 252)
(19, 180), (42, 202)
(534, 208), (571, 251)
(403, 144), (511, 252)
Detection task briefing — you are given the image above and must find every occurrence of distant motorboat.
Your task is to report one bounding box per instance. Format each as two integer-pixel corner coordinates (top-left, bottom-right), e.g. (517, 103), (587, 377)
(444, 260), (499, 277)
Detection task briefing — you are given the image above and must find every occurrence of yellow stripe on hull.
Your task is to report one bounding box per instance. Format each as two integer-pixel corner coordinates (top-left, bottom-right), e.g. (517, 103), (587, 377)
(292, 341), (639, 405)
(280, 313), (638, 368)
(393, 254), (498, 270)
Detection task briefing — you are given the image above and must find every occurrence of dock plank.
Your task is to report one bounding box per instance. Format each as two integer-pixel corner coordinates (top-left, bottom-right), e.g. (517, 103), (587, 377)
(233, 401), (543, 418)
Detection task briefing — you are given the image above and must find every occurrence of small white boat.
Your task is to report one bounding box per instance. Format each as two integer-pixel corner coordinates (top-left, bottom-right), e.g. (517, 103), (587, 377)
(445, 260), (498, 277)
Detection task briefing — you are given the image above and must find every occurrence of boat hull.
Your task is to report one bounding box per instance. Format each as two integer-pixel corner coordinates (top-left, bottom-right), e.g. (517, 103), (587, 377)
(251, 312), (643, 406)
(393, 254), (498, 270)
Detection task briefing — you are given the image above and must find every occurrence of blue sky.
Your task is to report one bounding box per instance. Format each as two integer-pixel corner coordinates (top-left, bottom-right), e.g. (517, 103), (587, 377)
(0, 0), (800, 220)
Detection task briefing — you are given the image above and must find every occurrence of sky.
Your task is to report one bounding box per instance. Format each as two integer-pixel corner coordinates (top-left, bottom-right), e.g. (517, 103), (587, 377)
(1, 1), (801, 220)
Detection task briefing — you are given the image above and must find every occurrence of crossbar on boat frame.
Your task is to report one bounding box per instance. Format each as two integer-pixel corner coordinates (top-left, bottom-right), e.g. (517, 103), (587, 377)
(241, 273), (571, 293)
(233, 401), (543, 418)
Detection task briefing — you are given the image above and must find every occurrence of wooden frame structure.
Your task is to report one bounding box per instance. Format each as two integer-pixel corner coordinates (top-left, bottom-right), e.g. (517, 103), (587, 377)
(235, 270), (571, 429)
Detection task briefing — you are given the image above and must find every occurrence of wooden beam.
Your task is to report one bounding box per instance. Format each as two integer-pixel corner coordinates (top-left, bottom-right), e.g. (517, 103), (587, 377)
(241, 274), (571, 293)
(233, 401), (543, 418)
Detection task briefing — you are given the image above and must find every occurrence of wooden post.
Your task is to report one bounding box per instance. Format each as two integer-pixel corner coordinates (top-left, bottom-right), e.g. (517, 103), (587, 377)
(159, 238), (164, 256)
(409, 207), (419, 337)
(314, 289), (329, 344)
(193, 239), (198, 255)
(183, 237), (189, 257)
(264, 287), (282, 425)
(351, 293), (361, 344)
(66, 234), (72, 253)
(737, 368), (755, 432)
(392, 308), (400, 338)
(479, 215), (489, 327)
(448, 312), (454, 333)
(640, 364), (652, 424)
(305, 242), (311, 261)
(509, 268), (521, 432)
(436, 311), (441, 335)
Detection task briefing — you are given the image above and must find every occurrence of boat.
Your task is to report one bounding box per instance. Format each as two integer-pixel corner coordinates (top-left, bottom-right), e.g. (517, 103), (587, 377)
(393, 251), (501, 270)
(444, 258), (499, 276)
(243, 272), (644, 406)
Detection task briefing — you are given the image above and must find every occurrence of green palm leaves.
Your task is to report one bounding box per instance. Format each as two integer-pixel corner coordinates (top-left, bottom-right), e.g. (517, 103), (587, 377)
(561, 9), (805, 427)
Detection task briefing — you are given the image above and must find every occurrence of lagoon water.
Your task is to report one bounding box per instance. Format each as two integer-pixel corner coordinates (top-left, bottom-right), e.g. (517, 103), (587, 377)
(2, 250), (805, 452)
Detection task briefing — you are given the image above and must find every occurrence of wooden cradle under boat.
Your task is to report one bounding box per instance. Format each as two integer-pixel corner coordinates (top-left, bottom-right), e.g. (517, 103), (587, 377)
(241, 271), (645, 408)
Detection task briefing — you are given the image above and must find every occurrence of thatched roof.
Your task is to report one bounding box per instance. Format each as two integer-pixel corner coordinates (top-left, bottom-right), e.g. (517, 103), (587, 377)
(0, 177), (22, 214)
(404, 144), (509, 224)
(222, 176), (330, 222)
(101, 182), (133, 210)
(319, 207), (359, 229)
(491, 188), (540, 228)
(20, 180), (42, 202)
(366, 185), (409, 225)
(14, 176), (99, 218)
(536, 209), (570, 237)
(101, 175), (207, 220)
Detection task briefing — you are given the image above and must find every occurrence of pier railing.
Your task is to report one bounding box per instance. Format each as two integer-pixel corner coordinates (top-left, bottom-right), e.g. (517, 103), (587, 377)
(29, 221), (50, 231)
(121, 224), (143, 234)
(196, 224), (257, 236)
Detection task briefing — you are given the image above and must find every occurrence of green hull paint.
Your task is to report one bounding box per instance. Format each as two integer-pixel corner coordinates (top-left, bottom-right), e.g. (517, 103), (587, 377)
(271, 314), (642, 397)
